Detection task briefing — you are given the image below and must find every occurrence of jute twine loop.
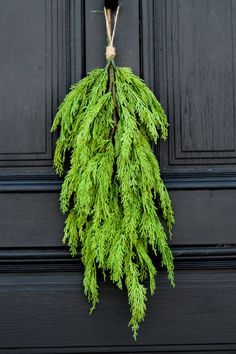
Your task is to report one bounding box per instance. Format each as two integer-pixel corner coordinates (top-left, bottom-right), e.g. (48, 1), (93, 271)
(104, 5), (120, 61)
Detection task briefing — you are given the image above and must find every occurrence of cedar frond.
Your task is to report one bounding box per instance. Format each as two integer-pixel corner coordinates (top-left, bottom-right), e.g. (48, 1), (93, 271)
(52, 65), (175, 339)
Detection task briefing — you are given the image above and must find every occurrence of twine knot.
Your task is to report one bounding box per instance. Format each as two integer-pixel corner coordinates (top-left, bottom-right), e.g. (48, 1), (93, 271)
(106, 45), (116, 60)
(104, 6), (120, 62)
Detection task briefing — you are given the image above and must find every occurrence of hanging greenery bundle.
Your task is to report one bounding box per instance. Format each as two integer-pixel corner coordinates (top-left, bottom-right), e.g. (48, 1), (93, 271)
(51, 3), (175, 339)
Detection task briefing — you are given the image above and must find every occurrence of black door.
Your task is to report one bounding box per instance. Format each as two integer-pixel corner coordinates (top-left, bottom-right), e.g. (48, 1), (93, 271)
(0, 0), (235, 353)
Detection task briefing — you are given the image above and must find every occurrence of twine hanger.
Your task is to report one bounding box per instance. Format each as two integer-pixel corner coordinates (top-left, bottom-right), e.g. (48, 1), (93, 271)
(104, 5), (120, 61)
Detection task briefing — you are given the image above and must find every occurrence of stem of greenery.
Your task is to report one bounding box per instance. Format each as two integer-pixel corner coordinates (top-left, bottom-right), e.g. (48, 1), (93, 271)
(108, 61), (118, 139)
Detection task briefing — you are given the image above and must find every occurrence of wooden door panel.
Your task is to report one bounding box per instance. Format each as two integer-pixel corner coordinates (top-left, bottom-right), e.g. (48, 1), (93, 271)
(0, 193), (64, 247)
(0, 0), (235, 353)
(0, 270), (235, 353)
(170, 189), (236, 245)
(0, 0), (68, 175)
(0, 189), (236, 249)
(156, 0), (236, 172)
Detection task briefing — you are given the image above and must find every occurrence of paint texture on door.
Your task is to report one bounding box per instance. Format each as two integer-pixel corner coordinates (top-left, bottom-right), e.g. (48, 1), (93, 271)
(0, 0), (235, 353)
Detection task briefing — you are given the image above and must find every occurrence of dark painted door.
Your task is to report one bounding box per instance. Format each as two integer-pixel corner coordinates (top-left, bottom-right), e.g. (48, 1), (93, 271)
(0, 0), (235, 353)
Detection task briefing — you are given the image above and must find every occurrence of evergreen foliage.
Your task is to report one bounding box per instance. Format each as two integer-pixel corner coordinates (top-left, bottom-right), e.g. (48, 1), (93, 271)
(51, 63), (175, 339)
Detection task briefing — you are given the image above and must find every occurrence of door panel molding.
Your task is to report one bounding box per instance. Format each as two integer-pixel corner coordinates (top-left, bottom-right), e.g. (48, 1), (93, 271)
(0, 0), (71, 175)
(150, 0), (236, 189)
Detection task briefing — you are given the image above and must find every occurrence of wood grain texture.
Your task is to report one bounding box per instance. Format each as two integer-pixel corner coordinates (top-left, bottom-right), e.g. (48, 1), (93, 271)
(156, 0), (236, 174)
(178, 0), (235, 154)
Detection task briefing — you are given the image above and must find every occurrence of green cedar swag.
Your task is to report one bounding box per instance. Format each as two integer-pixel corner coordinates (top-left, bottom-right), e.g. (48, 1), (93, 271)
(51, 5), (175, 339)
